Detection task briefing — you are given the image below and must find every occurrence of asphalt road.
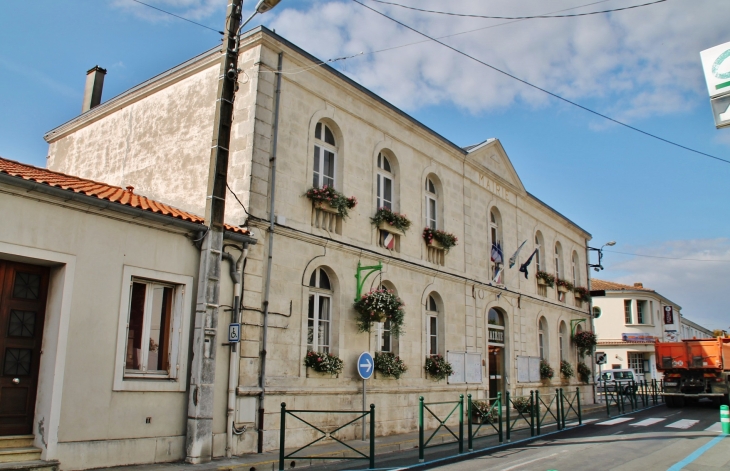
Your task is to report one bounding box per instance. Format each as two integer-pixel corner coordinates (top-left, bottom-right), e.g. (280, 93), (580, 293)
(430, 400), (727, 471)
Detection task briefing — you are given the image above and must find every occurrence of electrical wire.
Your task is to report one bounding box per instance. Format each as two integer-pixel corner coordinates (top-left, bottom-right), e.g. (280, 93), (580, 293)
(128, 0), (224, 35)
(605, 249), (730, 263)
(350, 0), (730, 166)
(367, 0), (668, 20)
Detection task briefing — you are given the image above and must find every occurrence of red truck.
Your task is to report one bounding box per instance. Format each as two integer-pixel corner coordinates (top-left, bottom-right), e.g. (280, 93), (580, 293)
(655, 338), (730, 407)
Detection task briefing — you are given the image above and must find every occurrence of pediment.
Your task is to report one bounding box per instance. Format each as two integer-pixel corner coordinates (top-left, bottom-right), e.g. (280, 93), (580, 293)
(464, 139), (525, 194)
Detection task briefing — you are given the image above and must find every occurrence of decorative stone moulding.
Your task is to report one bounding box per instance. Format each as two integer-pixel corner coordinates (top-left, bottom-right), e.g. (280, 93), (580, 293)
(306, 368), (338, 379)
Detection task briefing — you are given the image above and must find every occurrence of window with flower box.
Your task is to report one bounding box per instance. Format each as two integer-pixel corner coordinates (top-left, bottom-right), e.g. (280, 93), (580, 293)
(308, 268), (332, 353)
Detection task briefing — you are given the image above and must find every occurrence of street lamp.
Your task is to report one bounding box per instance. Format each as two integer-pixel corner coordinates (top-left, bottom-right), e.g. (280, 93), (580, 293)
(588, 240), (615, 271)
(234, 0), (281, 55)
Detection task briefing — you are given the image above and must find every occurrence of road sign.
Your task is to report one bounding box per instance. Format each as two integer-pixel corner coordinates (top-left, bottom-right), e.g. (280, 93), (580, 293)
(700, 41), (730, 98)
(710, 94), (730, 129)
(596, 352), (607, 365)
(228, 323), (240, 343)
(357, 352), (374, 380)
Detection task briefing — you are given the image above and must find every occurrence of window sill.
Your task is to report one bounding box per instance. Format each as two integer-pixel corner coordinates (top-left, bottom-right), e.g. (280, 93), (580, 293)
(114, 376), (184, 392)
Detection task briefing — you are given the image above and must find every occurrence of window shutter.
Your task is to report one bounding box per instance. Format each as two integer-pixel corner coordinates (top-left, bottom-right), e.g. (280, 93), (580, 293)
(168, 287), (184, 379)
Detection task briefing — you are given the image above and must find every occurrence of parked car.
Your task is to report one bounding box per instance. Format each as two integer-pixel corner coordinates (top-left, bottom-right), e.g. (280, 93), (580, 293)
(595, 369), (642, 394)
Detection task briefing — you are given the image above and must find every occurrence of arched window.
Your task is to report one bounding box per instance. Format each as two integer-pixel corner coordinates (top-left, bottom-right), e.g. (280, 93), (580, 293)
(378, 283), (396, 353)
(308, 268), (332, 353)
(488, 308), (505, 345)
(425, 177), (438, 230)
(571, 251), (580, 287)
(489, 208), (503, 283)
(592, 306), (602, 319)
(538, 316), (549, 360)
(426, 294), (439, 356)
(554, 242), (563, 280)
(534, 231), (544, 272)
(559, 321), (567, 362)
(377, 153), (393, 210)
(313, 122), (337, 188)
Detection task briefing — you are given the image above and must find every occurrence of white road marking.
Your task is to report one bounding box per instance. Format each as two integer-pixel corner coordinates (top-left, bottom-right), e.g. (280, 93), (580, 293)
(597, 417), (634, 425)
(499, 451), (564, 471)
(565, 419), (598, 426)
(666, 419), (699, 429)
(630, 418), (666, 427)
(705, 422), (723, 432)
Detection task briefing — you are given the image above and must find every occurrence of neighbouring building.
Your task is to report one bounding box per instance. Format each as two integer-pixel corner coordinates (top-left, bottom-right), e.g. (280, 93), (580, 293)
(591, 279), (712, 380)
(39, 26), (594, 467)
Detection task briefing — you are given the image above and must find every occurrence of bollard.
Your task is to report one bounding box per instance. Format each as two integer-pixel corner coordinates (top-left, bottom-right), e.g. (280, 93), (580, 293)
(530, 391), (535, 437)
(556, 389), (563, 430)
(604, 379), (611, 417)
(279, 403), (286, 471)
(370, 404), (376, 469)
(576, 387), (582, 425)
(506, 391), (511, 442)
(497, 392), (503, 443)
(721, 405), (730, 435)
(458, 394), (464, 454)
(467, 393), (473, 451)
(535, 390), (541, 435)
(418, 396), (424, 462)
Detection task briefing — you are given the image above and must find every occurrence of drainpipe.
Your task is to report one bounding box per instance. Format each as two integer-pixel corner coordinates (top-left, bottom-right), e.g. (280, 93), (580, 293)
(223, 243), (248, 458)
(258, 51), (283, 454)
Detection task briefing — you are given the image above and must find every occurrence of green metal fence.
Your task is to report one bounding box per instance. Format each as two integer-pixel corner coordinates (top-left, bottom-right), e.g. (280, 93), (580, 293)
(278, 402), (375, 470)
(418, 395), (464, 462)
(560, 388), (582, 427)
(504, 391), (534, 442)
(534, 390), (562, 434)
(466, 393), (502, 451)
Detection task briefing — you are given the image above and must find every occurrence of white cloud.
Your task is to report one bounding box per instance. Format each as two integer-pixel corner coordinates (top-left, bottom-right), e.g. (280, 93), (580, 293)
(269, 0), (730, 119)
(113, 0), (221, 22)
(601, 238), (730, 331)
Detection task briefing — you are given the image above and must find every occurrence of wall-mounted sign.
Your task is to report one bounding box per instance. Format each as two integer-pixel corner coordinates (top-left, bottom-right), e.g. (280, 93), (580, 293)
(488, 328), (504, 344)
(664, 306), (674, 325)
(664, 330), (679, 342)
(622, 333), (656, 343)
(710, 94), (730, 129)
(701, 41), (730, 98)
(446, 352), (483, 384)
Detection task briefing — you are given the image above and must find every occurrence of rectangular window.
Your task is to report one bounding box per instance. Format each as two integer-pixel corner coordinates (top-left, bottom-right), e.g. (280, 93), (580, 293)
(628, 353), (645, 373)
(637, 300), (646, 324)
(307, 293), (331, 353)
(377, 174), (392, 210)
(426, 196), (437, 229)
(114, 266), (193, 392)
(427, 316), (438, 355)
(126, 280), (173, 374)
(539, 332), (544, 360)
(624, 300), (632, 324)
(559, 336), (564, 362)
(379, 321), (392, 353)
(312, 146), (335, 188)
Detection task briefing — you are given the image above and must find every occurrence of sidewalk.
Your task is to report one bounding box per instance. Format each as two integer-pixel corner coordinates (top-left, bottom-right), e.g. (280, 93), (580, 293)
(95, 403), (608, 471)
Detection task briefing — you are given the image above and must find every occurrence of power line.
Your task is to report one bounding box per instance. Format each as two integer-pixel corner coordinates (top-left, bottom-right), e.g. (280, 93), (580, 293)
(605, 249), (730, 263)
(128, 0), (224, 35)
(350, 0), (730, 166)
(368, 0), (668, 20)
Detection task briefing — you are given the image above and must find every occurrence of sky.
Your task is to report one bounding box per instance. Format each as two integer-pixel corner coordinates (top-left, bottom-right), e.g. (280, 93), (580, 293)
(0, 0), (729, 330)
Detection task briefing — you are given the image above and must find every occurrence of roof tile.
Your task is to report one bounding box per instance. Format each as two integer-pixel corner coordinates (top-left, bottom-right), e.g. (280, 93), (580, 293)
(0, 156), (249, 236)
(591, 279), (654, 292)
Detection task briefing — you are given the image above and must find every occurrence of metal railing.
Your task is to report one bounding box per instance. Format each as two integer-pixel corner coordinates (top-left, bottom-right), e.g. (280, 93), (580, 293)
(505, 391), (534, 441)
(560, 388), (582, 427)
(466, 393), (502, 451)
(534, 390), (562, 434)
(278, 402), (375, 470)
(418, 395), (464, 462)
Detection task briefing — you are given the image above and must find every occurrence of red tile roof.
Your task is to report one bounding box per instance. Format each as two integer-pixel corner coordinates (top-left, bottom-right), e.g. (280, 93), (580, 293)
(0, 157), (249, 235)
(591, 279), (654, 292)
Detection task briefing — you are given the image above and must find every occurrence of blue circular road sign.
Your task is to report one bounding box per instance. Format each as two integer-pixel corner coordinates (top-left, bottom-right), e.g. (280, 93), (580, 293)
(357, 352), (374, 380)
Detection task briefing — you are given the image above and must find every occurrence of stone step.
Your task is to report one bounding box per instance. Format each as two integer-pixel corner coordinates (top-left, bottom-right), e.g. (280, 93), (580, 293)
(0, 460), (58, 471)
(0, 438), (33, 450)
(0, 448), (42, 464)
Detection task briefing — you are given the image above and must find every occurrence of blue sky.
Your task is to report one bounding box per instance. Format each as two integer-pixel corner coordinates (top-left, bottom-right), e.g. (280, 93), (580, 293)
(1, 0), (729, 329)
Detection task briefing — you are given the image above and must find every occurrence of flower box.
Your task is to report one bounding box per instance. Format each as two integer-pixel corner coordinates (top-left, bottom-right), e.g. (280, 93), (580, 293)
(374, 370), (397, 380)
(314, 200), (340, 215)
(306, 368), (338, 378)
(427, 238), (444, 250)
(354, 289), (405, 336)
(537, 278), (548, 286)
(378, 221), (400, 235)
(557, 285), (569, 293)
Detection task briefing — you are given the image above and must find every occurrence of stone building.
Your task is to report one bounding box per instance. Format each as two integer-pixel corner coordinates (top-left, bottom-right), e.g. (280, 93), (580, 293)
(591, 279), (712, 380)
(43, 27), (593, 462)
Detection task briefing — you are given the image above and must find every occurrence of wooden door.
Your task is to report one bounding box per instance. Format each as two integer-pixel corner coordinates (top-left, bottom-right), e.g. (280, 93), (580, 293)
(0, 261), (48, 435)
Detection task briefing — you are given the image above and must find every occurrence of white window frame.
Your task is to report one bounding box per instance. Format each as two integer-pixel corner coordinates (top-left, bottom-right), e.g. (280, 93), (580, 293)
(427, 315), (438, 356)
(624, 299), (633, 324)
(554, 244), (561, 280)
(114, 266), (193, 392)
(628, 352), (645, 374)
(377, 320), (392, 353)
(307, 269), (332, 353)
(535, 234), (542, 272)
(377, 153), (394, 210)
(313, 123), (337, 189)
(425, 178), (437, 230)
(637, 300), (646, 324)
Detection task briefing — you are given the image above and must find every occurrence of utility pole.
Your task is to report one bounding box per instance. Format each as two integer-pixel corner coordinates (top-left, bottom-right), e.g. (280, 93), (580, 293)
(186, 0), (243, 463)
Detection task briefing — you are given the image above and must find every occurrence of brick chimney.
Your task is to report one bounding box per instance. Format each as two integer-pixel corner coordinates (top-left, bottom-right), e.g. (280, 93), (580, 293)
(82, 66), (107, 113)
(634, 282), (643, 288)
